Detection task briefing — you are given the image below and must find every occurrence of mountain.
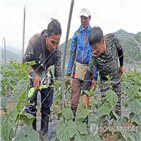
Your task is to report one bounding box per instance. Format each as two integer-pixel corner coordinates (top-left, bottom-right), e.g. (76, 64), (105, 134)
(0, 47), (21, 63)
(59, 29), (141, 67)
(59, 38), (72, 64)
(6, 46), (21, 55)
(114, 29), (134, 40)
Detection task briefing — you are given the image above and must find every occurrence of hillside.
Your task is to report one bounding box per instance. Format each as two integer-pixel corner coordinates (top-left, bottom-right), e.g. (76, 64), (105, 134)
(59, 38), (72, 64)
(1, 48), (21, 63)
(59, 29), (141, 67)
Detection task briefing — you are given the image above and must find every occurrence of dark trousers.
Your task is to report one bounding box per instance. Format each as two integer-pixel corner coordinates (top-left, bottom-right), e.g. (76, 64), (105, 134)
(100, 76), (121, 116)
(25, 76), (54, 116)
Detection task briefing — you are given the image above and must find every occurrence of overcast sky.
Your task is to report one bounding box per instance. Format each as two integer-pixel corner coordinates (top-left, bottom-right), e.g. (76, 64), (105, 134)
(1, 0), (141, 53)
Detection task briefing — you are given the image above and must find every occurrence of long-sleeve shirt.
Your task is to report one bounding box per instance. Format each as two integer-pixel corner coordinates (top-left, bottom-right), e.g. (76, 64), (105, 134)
(66, 24), (98, 80)
(22, 29), (62, 79)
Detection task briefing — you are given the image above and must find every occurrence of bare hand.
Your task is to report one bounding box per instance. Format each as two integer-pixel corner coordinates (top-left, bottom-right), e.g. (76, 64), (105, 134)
(34, 75), (42, 91)
(118, 66), (123, 77)
(65, 76), (71, 87)
(81, 95), (88, 108)
(91, 80), (97, 91)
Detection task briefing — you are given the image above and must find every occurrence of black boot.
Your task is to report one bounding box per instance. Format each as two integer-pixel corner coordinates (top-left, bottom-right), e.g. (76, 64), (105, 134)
(40, 114), (49, 141)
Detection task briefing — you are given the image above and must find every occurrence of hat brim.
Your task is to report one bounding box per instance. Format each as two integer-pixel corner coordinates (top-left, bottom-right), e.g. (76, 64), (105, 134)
(80, 12), (89, 17)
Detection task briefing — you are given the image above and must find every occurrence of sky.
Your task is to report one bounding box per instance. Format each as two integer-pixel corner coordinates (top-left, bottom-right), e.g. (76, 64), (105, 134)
(0, 0), (141, 55)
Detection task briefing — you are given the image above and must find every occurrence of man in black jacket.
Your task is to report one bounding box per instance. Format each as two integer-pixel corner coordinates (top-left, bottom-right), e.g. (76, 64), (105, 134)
(23, 19), (62, 141)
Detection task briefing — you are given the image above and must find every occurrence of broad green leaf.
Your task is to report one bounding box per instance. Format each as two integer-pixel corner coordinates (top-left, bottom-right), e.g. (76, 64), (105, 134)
(16, 125), (39, 141)
(24, 125), (40, 141)
(24, 61), (36, 68)
(9, 128), (14, 141)
(89, 89), (94, 96)
(88, 114), (97, 123)
(1, 96), (9, 109)
(18, 113), (35, 125)
(89, 124), (98, 134)
(84, 90), (90, 96)
(127, 132), (136, 141)
(13, 79), (29, 101)
(110, 111), (120, 120)
(77, 103), (89, 118)
(16, 101), (22, 113)
(62, 107), (74, 120)
(128, 85), (139, 98)
(51, 137), (57, 141)
(121, 97), (127, 107)
(56, 121), (76, 140)
(0, 135), (7, 141)
(94, 97), (102, 107)
(16, 134), (26, 141)
(1, 106), (17, 140)
(97, 117), (104, 127)
(57, 113), (62, 120)
(130, 112), (141, 128)
(119, 116), (128, 124)
(76, 122), (87, 135)
(19, 91), (27, 101)
(80, 134), (89, 141)
(128, 99), (141, 114)
(90, 98), (98, 105)
(113, 119), (122, 128)
(106, 89), (118, 107)
(97, 102), (112, 117)
(1, 115), (5, 125)
(88, 135), (101, 141)
(21, 63), (26, 70)
(74, 131), (82, 141)
(56, 121), (70, 141)
(0, 91), (5, 97)
(134, 130), (141, 141)
(18, 69), (27, 81)
(120, 130), (128, 141)
(75, 117), (85, 124)
(66, 120), (77, 138)
(16, 91), (27, 113)
(132, 121), (138, 126)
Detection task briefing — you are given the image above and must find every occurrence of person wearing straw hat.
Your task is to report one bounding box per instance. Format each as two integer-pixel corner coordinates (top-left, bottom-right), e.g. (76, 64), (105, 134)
(22, 19), (62, 141)
(82, 26), (124, 125)
(65, 7), (98, 118)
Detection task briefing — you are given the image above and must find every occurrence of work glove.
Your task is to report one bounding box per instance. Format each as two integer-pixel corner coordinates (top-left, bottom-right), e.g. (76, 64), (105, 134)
(81, 95), (88, 108)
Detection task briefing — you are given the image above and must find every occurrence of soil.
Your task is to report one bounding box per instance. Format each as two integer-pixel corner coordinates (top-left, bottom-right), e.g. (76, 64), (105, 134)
(0, 102), (17, 116)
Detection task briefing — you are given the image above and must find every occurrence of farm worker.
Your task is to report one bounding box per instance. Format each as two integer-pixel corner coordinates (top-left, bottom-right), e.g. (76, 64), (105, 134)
(65, 7), (98, 118)
(22, 19), (62, 141)
(82, 26), (124, 125)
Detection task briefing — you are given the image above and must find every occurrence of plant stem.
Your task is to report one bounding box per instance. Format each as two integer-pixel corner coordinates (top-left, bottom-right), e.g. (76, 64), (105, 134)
(14, 120), (22, 137)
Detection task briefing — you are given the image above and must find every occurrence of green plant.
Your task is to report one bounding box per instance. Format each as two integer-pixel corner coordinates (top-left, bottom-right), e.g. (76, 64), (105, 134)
(0, 60), (39, 141)
(51, 69), (141, 141)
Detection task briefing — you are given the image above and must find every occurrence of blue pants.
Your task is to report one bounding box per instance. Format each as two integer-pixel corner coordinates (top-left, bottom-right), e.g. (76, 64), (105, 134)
(25, 75), (54, 116)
